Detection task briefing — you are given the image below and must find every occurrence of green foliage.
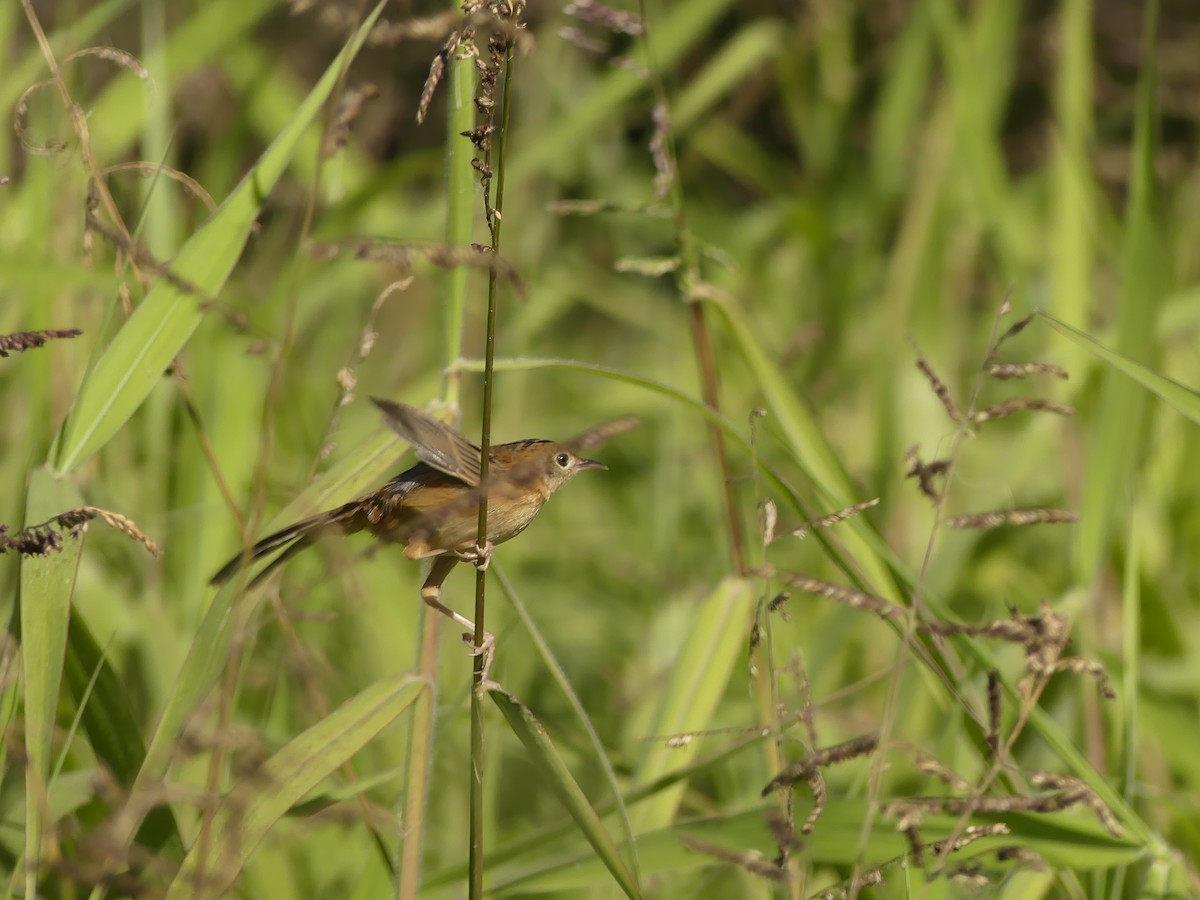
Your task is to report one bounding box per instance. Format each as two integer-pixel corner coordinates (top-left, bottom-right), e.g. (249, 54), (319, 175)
(2, 0), (1199, 897)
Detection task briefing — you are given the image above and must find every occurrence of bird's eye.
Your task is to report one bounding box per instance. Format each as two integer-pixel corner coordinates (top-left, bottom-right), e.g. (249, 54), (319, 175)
(555, 452), (570, 468)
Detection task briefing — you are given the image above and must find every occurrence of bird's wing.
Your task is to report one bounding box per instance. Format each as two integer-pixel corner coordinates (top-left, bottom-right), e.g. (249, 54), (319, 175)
(371, 398), (482, 486)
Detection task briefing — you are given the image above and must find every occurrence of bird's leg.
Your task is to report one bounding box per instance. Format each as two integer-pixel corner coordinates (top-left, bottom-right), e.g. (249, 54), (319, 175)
(421, 554), (495, 678)
(454, 540), (495, 572)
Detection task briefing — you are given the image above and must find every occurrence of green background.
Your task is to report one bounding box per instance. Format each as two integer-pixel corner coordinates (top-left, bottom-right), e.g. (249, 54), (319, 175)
(2, 0), (1198, 897)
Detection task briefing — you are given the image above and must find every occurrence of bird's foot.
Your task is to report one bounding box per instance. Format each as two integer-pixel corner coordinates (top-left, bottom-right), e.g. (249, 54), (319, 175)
(455, 540), (495, 571)
(460, 629), (496, 681)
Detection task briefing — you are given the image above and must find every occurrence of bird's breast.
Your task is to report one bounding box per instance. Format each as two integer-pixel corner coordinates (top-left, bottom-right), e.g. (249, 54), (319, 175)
(485, 493), (548, 544)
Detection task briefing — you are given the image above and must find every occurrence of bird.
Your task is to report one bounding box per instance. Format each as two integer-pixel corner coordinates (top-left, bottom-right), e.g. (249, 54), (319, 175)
(211, 398), (633, 672)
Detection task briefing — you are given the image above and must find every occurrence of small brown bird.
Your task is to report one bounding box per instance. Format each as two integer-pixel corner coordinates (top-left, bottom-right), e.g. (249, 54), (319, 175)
(212, 398), (628, 668)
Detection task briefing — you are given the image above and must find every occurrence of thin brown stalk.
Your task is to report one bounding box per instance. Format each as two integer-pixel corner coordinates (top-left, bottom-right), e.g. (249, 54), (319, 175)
(0, 329), (81, 357)
(204, 0), (385, 888)
(469, 20), (518, 900)
(399, 12), (478, 890)
(636, 0), (746, 576)
(19, 2), (148, 307)
(851, 299), (1017, 893)
(747, 410), (789, 867)
(945, 508), (1079, 529)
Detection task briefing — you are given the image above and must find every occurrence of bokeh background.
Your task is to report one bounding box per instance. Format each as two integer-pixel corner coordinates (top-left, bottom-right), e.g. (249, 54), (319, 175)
(2, 0), (1199, 896)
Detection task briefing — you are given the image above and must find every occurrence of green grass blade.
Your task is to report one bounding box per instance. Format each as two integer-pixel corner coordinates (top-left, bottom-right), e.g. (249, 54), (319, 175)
(493, 565), (641, 883)
(1075, 0), (1167, 581)
(474, 801), (1143, 893)
(490, 687), (643, 899)
(509, 0), (732, 182)
(631, 577), (753, 833)
(51, 0), (387, 474)
(2, 0), (134, 128)
(464, 353), (1150, 839)
(870, 3), (933, 193)
(1040, 312), (1200, 425)
(1049, 0), (1096, 368)
(145, 427), (406, 797)
(671, 21), (784, 131)
(135, 581), (259, 796)
(457, 355), (836, 513)
(420, 734), (768, 891)
(61, 614), (182, 853)
(708, 301), (902, 600)
(109, 425), (408, 857)
(166, 673), (424, 899)
(18, 467), (83, 897)
(459, 353), (908, 587)
(85, 0), (274, 161)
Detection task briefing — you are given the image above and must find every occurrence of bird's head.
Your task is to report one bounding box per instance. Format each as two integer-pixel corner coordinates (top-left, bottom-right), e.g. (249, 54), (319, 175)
(494, 440), (607, 499)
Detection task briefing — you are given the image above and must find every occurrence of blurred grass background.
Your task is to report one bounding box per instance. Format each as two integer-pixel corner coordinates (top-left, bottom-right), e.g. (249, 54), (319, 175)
(2, 0), (1200, 896)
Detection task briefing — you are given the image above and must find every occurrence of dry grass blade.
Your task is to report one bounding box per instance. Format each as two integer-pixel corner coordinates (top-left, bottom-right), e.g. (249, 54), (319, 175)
(903, 824), (924, 866)
(679, 834), (787, 882)
(761, 734), (878, 796)
(813, 867), (886, 898)
(323, 83), (379, 157)
(765, 810), (804, 852)
(759, 498), (778, 545)
(987, 362), (1069, 380)
(83, 212), (217, 305)
(915, 755), (971, 792)
(995, 846), (1046, 868)
(989, 314), (1035, 358)
(790, 498), (879, 539)
(546, 198), (672, 216)
(0, 329), (81, 357)
(1053, 657), (1117, 699)
(565, 0), (643, 35)
(986, 670), (1001, 759)
(14, 79), (68, 155)
(928, 823), (1011, 857)
(915, 353), (962, 423)
(15, 46), (151, 155)
(614, 255), (681, 276)
(411, 3), (524, 124)
(971, 398), (1075, 425)
(3, 506), (159, 557)
(885, 792), (1078, 818)
(882, 761), (1121, 841)
(98, 163), (218, 212)
(917, 603), (1063, 647)
(913, 601), (1115, 706)
(658, 723), (770, 749)
(558, 26), (611, 54)
(650, 102), (673, 199)
(945, 508), (1079, 529)
(311, 239), (526, 296)
(761, 570), (902, 620)
(904, 446), (949, 503)
(61, 45), (150, 81)
(1028, 771), (1122, 837)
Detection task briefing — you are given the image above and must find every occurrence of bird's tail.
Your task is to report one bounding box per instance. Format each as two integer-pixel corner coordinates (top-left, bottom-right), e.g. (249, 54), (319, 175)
(210, 502), (360, 588)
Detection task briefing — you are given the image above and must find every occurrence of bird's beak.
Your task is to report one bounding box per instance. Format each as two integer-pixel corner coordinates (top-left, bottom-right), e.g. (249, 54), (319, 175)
(578, 458), (607, 471)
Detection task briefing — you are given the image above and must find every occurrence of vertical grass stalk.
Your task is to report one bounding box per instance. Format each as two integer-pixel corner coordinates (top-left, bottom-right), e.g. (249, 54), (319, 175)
(469, 24), (518, 900)
(637, 0), (746, 576)
(396, 23), (478, 900)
